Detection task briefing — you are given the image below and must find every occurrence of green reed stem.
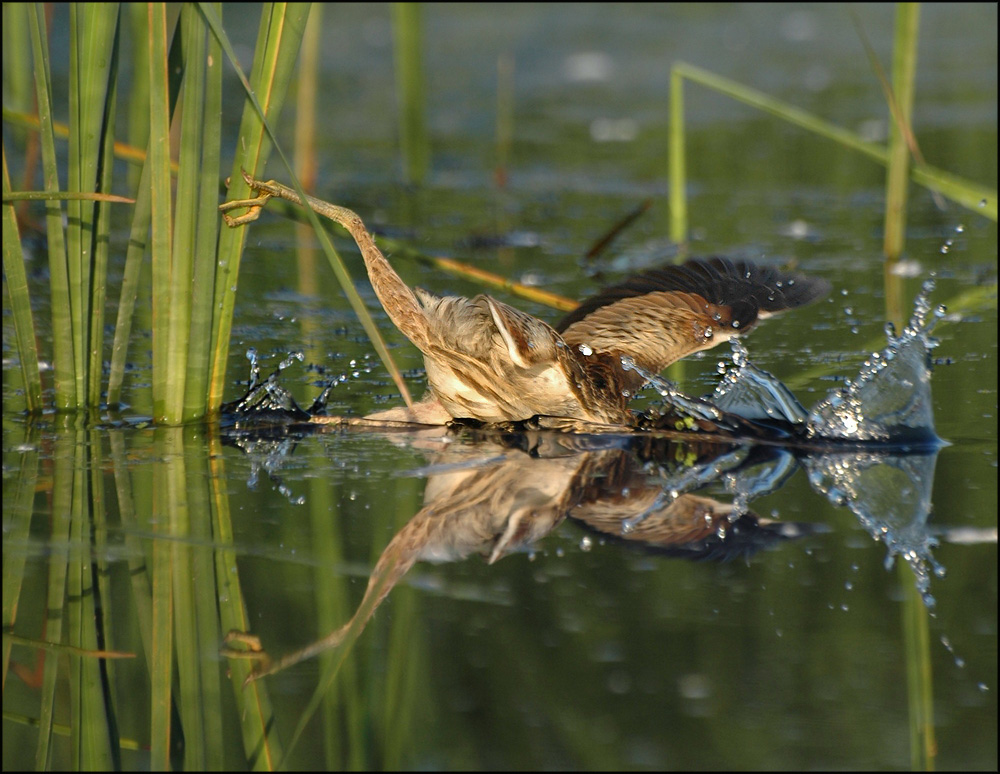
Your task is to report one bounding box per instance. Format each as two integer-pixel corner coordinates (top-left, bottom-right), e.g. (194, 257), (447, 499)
(2, 148), (42, 411)
(185, 3), (225, 421)
(202, 1), (311, 410)
(392, 2), (429, 185)
(68, 3), (118, 410)
(163, 5), (206, 423)
(669, 59), (997, 238)
(668, 66), (687, 250)
(899, 561), (936, 770)
(29, 4), (74, 409)
(884, 4), (920, 265)
(89, 30), (119, 407)
(148, 3), (173, 423)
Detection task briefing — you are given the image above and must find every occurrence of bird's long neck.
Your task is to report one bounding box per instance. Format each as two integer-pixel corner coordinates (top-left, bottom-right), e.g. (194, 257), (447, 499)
(242, 181), (432, 350)
(313, 204), (434, 351)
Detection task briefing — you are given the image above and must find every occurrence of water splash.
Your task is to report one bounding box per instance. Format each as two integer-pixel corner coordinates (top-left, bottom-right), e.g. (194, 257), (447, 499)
(712, 341), (810, 425)
(807, 278), (943, 444)
(224, 349), (311, 420)
(805, 450), (943, 607)
(621, 356), (724, 424)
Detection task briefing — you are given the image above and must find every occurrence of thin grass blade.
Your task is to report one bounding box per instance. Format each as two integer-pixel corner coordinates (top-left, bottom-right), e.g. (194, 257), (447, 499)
(184, 3), (225, 420)
(29, 4), (74, 408)
(1, 147), (43, 411)
(208, 431), (284, 768)
(392, 2), (429, 185)
(883, 3), (920, 265)
(147, 3), (174, 421)
(671, 61), (996, 222)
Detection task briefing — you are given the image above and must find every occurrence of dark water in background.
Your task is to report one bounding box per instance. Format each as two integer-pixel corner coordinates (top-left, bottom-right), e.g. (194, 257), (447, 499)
(3, 4), (996, 770)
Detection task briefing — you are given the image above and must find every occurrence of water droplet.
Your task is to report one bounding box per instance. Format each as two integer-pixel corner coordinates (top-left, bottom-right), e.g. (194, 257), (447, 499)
(578, 344), (593, 356)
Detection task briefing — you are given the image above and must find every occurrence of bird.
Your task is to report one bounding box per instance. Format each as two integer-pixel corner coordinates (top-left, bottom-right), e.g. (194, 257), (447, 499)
(221, 177), (831, 428)
(378, 256), (830, 428)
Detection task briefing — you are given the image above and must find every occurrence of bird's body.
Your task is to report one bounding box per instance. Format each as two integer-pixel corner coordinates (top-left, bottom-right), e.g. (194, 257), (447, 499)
(219, 178), (830, 428)
(370, 254), (830, 427)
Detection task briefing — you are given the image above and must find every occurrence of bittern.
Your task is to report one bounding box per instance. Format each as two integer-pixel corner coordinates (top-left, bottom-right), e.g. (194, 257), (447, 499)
(221, 177), (830, 428)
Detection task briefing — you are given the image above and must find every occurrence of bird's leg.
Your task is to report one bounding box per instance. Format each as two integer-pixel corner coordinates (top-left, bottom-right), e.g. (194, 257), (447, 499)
(219, 172), (432, 351)
(218, 536), (412, 685)
(219, 630), (274, 685)
(217, 177), (273, 226)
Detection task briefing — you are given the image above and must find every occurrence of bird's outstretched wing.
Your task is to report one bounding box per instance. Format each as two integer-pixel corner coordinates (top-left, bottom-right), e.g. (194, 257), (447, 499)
(557, 257), (830, 373)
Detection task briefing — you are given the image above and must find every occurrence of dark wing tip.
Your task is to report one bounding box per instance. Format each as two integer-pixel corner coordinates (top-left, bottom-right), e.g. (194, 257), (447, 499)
(556, 257), (830, 332)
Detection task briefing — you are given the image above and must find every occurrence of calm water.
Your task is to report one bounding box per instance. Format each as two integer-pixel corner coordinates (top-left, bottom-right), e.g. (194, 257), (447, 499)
(3, 4), (997, 770)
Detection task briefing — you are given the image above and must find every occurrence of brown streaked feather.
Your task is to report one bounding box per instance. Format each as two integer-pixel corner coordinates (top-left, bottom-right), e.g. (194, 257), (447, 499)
(412, 292), (604, 422)
(484, 296), (564, 368)
(562, 290), (739, 374)
(360, 225), (827, 423)
(556, 257), (831, 333)
(415, 291), (563, 364)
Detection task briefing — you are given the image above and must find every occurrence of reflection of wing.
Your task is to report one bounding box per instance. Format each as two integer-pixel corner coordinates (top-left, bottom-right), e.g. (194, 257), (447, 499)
(571, 491), (743, 545)
(570, 492), (825, 563)
(558, 258), (831, 374)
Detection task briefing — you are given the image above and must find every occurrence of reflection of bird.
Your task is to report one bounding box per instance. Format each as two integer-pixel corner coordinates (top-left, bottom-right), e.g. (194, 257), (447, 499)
(222, 441), (587, 680)
(221, 435), (821, 680)
(222, 178), (830, 427)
